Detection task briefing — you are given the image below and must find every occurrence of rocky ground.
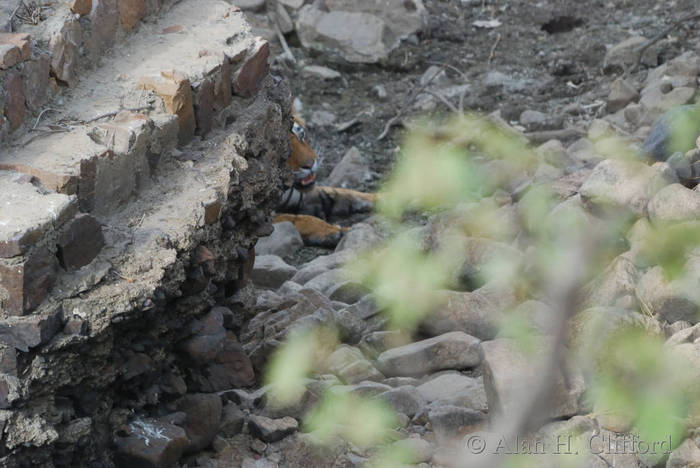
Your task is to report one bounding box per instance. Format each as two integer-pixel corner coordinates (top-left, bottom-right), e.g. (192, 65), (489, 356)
(198, 1), (700, 467)
(2, 0), (700, 466)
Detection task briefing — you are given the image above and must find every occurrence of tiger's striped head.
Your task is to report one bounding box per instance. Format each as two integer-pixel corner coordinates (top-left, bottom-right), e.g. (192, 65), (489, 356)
(289, 114), (319, 191)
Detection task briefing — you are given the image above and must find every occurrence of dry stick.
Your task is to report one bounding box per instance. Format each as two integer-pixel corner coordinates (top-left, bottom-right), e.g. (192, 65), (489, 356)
(630, 12), (700, 74)
(32, 108), (61, 130)
(377, 67), (444, 141)
(423, 89), (460, 113)
(8, 1), (22, 31)
(273, 22), (296, 64)
(488, 33), (502, 66)
(84, 106), (151, 124)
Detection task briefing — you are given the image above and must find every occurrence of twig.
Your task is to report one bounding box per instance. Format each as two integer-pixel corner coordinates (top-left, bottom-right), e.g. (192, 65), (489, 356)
(9, 2), (22, 31)
(84, 106), (151, 124)
(629, 12), (700, 74)
(426, 60), (468, 81)
(488, 33), (502, 66)
(377, 67), (444, 141)
(423, 90), (460, 113)
(33, 108), (60, 130)
(272, 21), (296, 64)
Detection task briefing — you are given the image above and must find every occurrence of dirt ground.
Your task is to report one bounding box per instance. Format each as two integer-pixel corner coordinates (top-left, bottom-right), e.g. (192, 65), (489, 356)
(269, 0), (699, 193)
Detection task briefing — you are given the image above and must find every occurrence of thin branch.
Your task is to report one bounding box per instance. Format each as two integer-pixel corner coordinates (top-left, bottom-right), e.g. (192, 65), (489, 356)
(630, 12), (700, 74)
(84, 106), (151, 124)
(377, 67), (444, 141)
(423, 90), (460, 113)
(32, 108), (60, 130)
(488, 33), (502, 66)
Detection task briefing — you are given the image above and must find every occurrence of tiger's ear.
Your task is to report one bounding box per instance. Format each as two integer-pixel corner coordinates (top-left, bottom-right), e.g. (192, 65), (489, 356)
(291, 99), (306, 127)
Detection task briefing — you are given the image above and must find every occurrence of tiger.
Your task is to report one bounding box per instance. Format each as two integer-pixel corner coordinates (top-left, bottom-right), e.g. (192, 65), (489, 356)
(274, 113), (377, 247)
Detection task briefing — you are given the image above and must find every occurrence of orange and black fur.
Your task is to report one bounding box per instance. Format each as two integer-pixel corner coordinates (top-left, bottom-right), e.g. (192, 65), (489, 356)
(275, 114), (376, 247)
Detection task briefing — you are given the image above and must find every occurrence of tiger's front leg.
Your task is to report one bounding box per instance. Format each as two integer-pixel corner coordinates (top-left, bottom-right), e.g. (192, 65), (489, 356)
(273, 214), (349, 248)
(297, 186), (377, 220)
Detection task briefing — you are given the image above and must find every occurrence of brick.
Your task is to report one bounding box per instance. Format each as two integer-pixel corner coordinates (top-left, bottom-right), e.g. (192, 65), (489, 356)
(118, 0), (147, 31)
(0, 171), (76, 258)
(204, 200), (222, 225)
(49, 17), (82, 85)
(57, 214), (105, 270)
(3, 72), (24, 131)
(0, 248), (58, 316)
(0, 34), (31, 61)
(233, 38), (269, 97)
(214, 59), (232, 112)
(69, 0), (93, 15)
(0, 308), (63, 351)
(0, 44), (20, 70)
(138, 70), (196, 146)
(21, 55), (49, 113)
(194, 78), (215, 136)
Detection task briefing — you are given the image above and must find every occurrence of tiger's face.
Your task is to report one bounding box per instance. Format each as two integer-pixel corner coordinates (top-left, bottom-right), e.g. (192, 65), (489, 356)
(288, 116), (319, 191)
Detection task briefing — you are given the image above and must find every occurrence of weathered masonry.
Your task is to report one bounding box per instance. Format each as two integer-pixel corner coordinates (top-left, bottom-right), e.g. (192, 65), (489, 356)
(0, 1), (290, 465)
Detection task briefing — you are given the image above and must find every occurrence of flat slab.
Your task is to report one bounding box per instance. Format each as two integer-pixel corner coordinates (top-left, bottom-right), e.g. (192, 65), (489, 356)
(0, 171), (76, 258)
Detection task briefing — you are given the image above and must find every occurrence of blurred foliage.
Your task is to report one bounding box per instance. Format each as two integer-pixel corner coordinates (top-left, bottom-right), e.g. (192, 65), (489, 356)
(265, 110), (700, 467)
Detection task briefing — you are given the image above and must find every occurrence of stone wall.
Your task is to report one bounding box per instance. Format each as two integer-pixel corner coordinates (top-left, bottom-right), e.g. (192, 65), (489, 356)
(0, 1), (291, 465)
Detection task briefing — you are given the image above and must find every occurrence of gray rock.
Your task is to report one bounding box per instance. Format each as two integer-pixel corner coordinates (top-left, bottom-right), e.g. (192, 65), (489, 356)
(607, 78), (639, 112)
(389, 437), (434, 464)
(667, 438), (700, 467)
(665, 322), (700, 346)
(326, 346), (383, 383)
(604, 36), (657, 72)
(378, 385), (425, 417)
(640, 86), (696, 120)
(325, 147), (375, 189)
(176, 393), (222, 453)
(581, 255), (640, 309)
(301, 65), (342, 80)
(579, 159), (672, 218)
(641, 105), (700, 161)
(647, 183), (700, 223)
(335, 222), (382, 253)
(297, 7), (396, 63)
(536, 139), (569, 168)
(310, 110), (337, 126)
(248, 415), (298, 443)
(427, 405), (487, 445)
(256, 222), (303, 257)
(421, 289), (504, 340)
(220, 403), (245, 437)
(416, 372), (488, 410)
(291, 251), (352, 284)
(376, 331), (481, 377)
(252, 255), (298, 289)
(636, 266), (699, 324)
(232, 0), (265, 11)
(114, 418), (189, 468)
(481, 339), (585, 420)
(324, 0), (427, 40)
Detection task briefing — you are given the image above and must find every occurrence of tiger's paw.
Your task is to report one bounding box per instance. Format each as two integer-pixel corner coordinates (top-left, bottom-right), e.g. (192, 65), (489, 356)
(274, 214), (346, 248)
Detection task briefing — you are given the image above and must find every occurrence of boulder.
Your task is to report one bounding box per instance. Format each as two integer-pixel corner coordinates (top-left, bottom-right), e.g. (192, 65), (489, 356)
(421, 289), (504, 340)
(248, 415), (298, 443)
(481, 338), (585, 420)
(427, 405), (487, 445)
(579, 158), (671, 218)
(114, 418), (189, 468)
(297, 7), (394, 63)
(251, 255), (297, 289)
(607, 78), (640, 112)
(335, 222), (382, 253)
(641, 105), (700, 161)
(256, 222), (303, 257)
(176, 393), (222, 452)
(667, 438), (700, 467)
(377, 385), (425, 417)
(603, 36), (657, 72)
(376, 331), (481, 377)
(324, 147), (374, 188)
(636, 266), (699, 324)
(416, 372), (488, 411)
(647, 183), (700, 223)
